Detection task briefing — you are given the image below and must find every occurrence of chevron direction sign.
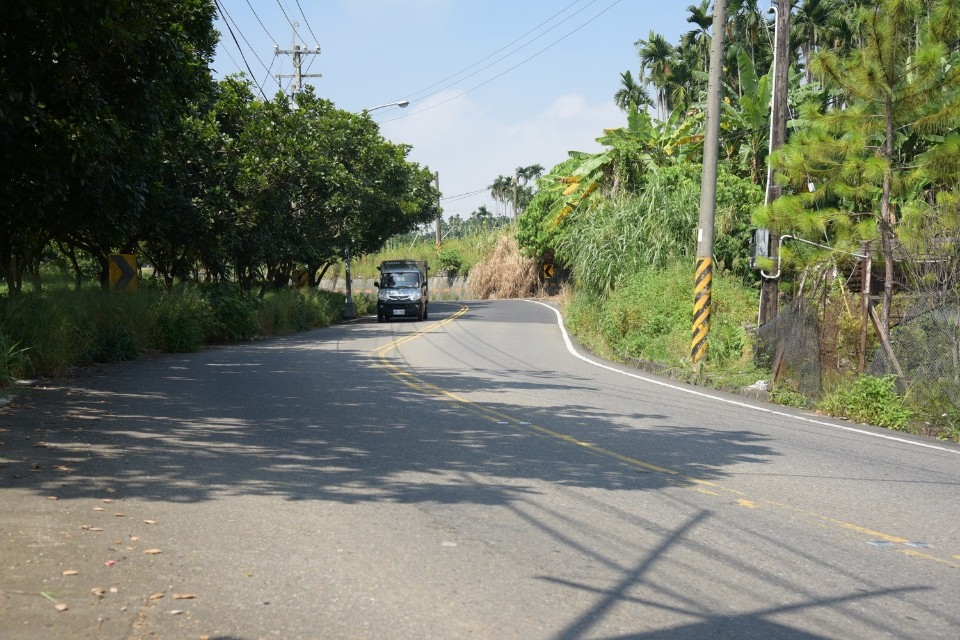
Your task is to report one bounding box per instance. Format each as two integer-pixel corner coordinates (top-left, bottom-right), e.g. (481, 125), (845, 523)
(108, 254), (138, 292)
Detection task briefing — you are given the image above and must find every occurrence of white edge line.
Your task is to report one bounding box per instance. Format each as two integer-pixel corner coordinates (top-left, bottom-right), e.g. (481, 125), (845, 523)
(528, 299), (960, 456)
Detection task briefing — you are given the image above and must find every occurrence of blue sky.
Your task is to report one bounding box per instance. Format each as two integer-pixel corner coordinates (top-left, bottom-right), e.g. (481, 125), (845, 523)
(211, 1), (699, 220)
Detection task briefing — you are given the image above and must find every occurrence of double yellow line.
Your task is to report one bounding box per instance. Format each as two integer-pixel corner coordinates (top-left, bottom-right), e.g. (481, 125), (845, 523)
(368, 304), (960, 570)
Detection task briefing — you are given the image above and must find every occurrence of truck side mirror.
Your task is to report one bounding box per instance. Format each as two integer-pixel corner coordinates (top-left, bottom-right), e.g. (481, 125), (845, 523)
(374, 281), (380, 288)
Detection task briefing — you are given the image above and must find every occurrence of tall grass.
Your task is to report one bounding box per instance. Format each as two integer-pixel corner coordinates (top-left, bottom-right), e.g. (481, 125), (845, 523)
(556, 172), (700, 296)
(564, 261), (758, 371)
(351, 228), (506, 279)
(0, 285), (348, 383)
(467, 233), (540, 299)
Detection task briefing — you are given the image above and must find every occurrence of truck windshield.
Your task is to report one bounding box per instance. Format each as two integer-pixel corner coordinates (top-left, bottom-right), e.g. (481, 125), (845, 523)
(385, 272), (419, 287)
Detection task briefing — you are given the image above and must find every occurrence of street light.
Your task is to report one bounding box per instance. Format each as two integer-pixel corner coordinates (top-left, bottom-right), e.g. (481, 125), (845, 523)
(342, 99), (411, 320)
(765, 5), (777, 207)
(364, 99), (410, 113)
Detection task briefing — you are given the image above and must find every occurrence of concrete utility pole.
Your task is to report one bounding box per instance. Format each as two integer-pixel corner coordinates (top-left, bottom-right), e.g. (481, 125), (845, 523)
(274, 22), (321, 101)
(758, 1), (791, 326)
(691, 0), (728, 366)
(435, 172), (442, 248)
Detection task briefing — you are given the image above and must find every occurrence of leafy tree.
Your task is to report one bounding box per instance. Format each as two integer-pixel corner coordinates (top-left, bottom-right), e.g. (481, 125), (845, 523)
(0, 0), (218, 292)
(762, 0), (960, 336)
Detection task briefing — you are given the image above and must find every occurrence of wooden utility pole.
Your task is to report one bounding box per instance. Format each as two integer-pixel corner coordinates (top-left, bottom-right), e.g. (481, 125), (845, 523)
(691, 0), (727, 366)
(758, 1), (791, 326)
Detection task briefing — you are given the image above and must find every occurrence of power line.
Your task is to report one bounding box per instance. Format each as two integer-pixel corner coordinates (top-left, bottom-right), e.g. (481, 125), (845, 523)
(293, 0), (322, 46)
(441, 187), (489, 202)
(273, 0), (295, 34)
(383, 0), (625, 123)
(401, 0), (596, 104)
(244, 0), (277, 42)
(213, 0), (268, 100)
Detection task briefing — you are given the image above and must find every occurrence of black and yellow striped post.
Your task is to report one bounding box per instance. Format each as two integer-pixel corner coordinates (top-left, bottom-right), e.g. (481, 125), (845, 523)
(691, 0), (727, 366)
(691, 258), (712, 364)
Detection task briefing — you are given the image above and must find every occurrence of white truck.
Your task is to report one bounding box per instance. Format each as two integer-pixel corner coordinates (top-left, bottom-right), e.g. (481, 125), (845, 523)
(374, 260), (429, 322)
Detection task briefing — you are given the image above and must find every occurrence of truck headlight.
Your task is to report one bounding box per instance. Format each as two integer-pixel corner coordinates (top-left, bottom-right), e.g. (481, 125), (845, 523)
(409, 290), (422, 301)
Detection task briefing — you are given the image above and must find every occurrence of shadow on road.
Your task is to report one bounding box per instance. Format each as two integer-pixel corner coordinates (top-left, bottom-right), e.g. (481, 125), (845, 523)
(0, 306), (946, 638)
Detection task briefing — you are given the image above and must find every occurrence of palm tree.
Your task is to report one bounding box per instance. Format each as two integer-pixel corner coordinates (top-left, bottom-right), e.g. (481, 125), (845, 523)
(488, 175), (513, 216)
(635, 30), (676, 119)
(665, 57), (697, 114)
(515, 164), (545, 185)
(684, 0), (713, 73)
(792, 0), (840, 84)
(726, 0), (766, 72)
(614, 70), (652, 112)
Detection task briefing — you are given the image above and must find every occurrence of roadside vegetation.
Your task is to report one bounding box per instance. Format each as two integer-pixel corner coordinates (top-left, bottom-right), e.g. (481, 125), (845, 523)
(0, 283), (350, 381)
(508, 0), (960, 443)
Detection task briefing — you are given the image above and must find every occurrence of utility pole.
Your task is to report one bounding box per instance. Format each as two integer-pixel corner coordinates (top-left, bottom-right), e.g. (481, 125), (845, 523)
(274, 22), (321, 102)
(758, 1), (791, 326)
(691, 0), (728, 366)
(435, 172), (442, 248)
(512, 175), (519, 221)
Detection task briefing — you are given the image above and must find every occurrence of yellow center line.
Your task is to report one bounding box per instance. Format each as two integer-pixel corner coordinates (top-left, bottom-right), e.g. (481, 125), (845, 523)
(367, 304), (960, 570)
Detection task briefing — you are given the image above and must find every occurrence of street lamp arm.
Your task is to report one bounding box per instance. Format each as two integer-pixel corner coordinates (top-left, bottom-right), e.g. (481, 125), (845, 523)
(364, 100), (410, 113)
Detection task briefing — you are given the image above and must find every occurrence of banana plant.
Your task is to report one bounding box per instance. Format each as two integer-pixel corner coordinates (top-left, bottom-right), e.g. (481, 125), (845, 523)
(543, 103), (705, 228)
(720, 48), (772, 186)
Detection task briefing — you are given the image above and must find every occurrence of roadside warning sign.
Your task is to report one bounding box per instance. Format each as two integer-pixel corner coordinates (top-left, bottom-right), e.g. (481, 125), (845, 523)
(108, 254), (138, 292)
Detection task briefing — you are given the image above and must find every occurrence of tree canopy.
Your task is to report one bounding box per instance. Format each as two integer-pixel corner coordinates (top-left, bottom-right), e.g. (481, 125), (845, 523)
(0, 2), (439, 294)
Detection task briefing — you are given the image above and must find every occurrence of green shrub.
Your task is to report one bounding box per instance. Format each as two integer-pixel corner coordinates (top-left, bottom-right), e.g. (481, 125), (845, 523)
(259, 289), (306, 335)
(352, 292), (376, 317)
(154, 286), (213, 353)
(770, 387), (808, 408)
(258, 289), (349, 335)
(436, 248), (463, 275)
(0, 333), (33, 384)
(582, 262), (758, 369)
(905, 380), (960, 442)
(817, 375), (914, 430)
(202, 283), (261, 342)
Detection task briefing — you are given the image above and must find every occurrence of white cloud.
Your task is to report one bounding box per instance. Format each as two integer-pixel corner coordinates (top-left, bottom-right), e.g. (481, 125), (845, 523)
(379, 91), (623, 218)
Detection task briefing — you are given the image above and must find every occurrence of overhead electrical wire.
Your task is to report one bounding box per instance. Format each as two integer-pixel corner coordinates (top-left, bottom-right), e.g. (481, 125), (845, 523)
(244, 0), (277, 42)
(293, 0), (322, 47)
(273, 0), (296, 38)
(213, 0), (268, 100)
(401, 0), (595, 104)
(441, 188), (489, 203)
(381, 0), (625, 123)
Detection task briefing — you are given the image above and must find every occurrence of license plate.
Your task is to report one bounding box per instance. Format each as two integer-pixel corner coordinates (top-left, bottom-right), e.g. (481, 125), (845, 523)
(392, 309), (405, 316)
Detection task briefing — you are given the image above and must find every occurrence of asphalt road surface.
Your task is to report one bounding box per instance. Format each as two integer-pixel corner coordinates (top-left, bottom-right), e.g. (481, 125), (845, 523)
(2, 299), (959, 639)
